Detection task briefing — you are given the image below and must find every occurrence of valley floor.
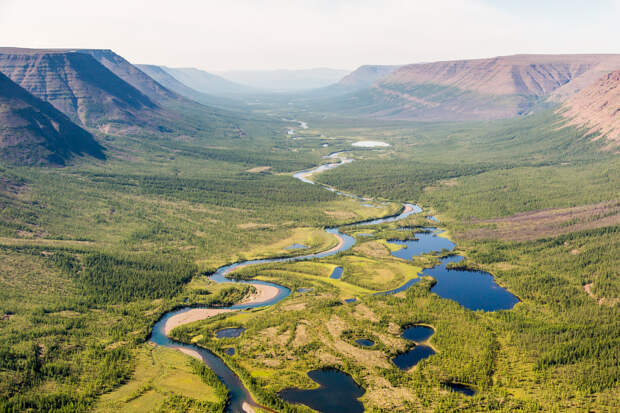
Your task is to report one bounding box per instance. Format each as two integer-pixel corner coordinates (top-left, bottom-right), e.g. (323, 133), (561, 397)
(1, 110), (618, 412)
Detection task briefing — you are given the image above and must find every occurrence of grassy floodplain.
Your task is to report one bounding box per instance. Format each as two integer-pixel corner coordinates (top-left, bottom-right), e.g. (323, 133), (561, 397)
(1, 106), (619, 412)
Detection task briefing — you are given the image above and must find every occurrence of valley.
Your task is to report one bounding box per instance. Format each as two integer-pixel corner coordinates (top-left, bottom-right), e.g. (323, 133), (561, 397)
(0, 43), (619, 413)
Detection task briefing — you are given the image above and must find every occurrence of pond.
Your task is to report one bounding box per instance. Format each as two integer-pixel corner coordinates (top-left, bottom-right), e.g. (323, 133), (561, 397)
(392, 345), (436, 370)
(355, 339), (374, 347)
(392, 324), (436, 370)
(330, 266), (344, 279)
(223, 347), (235, 356)
(215, 327), (245, 339)
(279, 368), (365, 413)
(402, 325), (434, 342)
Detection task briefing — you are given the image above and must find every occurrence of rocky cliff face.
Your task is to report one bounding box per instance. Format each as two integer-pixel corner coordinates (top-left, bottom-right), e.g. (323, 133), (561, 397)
(0, 71), (104, 165)
(0, 48), (162, 131)
(560, 70), (620, 147)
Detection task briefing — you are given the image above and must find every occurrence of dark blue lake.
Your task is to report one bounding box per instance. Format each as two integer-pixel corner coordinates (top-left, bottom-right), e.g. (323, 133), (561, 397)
(215, 327), (245, 339)
(388, 231), (456, 259)
(387, 230), (519, 312)
(392, 345), (436, 370)
(279, 368), (365, 413)
(392, 324), (436, 370)
(355, 339), (374, 347)
(425, 256), (520, 312)
(402, 325), (434, 342)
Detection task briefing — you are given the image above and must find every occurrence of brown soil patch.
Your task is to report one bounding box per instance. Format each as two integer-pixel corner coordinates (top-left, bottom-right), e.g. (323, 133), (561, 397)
(324, 210), (357, 220)
(354, 304), (379, 322)
(259, 326), (290, 346)
(292, 322), (311, 348)
(583, 282), (619, 307)
(283, 303), (306, 311)
(463, 200), (620, 241)
(245, 166), (272, 173)
(237, 222), (274, 230)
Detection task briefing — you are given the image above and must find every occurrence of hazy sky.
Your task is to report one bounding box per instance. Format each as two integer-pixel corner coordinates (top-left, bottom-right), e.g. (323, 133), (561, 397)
(1, 0), (618, 71)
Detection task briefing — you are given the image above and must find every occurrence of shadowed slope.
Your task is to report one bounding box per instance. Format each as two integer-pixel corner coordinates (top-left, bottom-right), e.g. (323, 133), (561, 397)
(0, 71), (104, 165)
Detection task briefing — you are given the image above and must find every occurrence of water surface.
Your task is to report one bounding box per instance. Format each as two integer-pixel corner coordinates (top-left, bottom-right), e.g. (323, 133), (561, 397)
(216, 327), (245, 339)
(330, 266), (344, 279)
(355, 339), (374, 347)
(279, 368), (365, 413)
(402, 325), (434, 342)
(392, 345), (436, 370)
(425, 256), (519, 312)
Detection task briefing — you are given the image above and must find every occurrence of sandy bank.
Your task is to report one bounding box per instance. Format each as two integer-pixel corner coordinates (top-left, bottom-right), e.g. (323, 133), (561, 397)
(240, 283), (280, 306)
(164, 308), (232, 335)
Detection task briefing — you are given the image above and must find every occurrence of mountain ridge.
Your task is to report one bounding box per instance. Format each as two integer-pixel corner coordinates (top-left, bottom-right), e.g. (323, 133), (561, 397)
(326, 54), (620, 121)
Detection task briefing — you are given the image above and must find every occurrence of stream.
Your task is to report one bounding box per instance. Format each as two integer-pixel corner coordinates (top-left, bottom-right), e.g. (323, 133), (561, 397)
(149, 150), (518, 412)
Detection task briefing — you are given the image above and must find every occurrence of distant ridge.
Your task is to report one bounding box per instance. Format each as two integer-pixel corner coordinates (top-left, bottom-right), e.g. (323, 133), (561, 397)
(324, 54), (620, 121)
(137, 64), (246, 109)
(215, 68), (350, 91)
(0, 71), (104, 165)
(159, 66), (254, 96)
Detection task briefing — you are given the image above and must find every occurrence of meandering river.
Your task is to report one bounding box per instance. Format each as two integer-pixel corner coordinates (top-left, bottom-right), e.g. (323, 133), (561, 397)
(149, 150), (518, 412)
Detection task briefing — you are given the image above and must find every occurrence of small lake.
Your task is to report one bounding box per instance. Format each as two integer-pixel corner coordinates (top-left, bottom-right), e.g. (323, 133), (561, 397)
(392, 345), (436, 370)
(355, 338), (374, 347)
(297, 287), (313, 293)
(279, 368), (365, 413)
(215, 327), (245, 339)
(330, 266), (344, 279)
(402, 325), (434, 342)
(224, 347), (235, 356)
(425, 256), (520, 312)
(392, 324), (436, 370)
(388, 231), (456, 259)
(387, 229), (519, 312)
(344, 298), (357, 303)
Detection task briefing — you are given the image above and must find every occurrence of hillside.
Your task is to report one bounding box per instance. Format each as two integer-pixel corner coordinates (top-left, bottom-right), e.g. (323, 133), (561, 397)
(0, 48), (167, 132)
(137, 64), (245, 109)
(77, 49), (179, 103)
(560, 69), (620, 146)
(332, 64), (401, 91)
(0, 71), (104, 165)
(324, 54), (620, 121)
(0, 48), (242, 137)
